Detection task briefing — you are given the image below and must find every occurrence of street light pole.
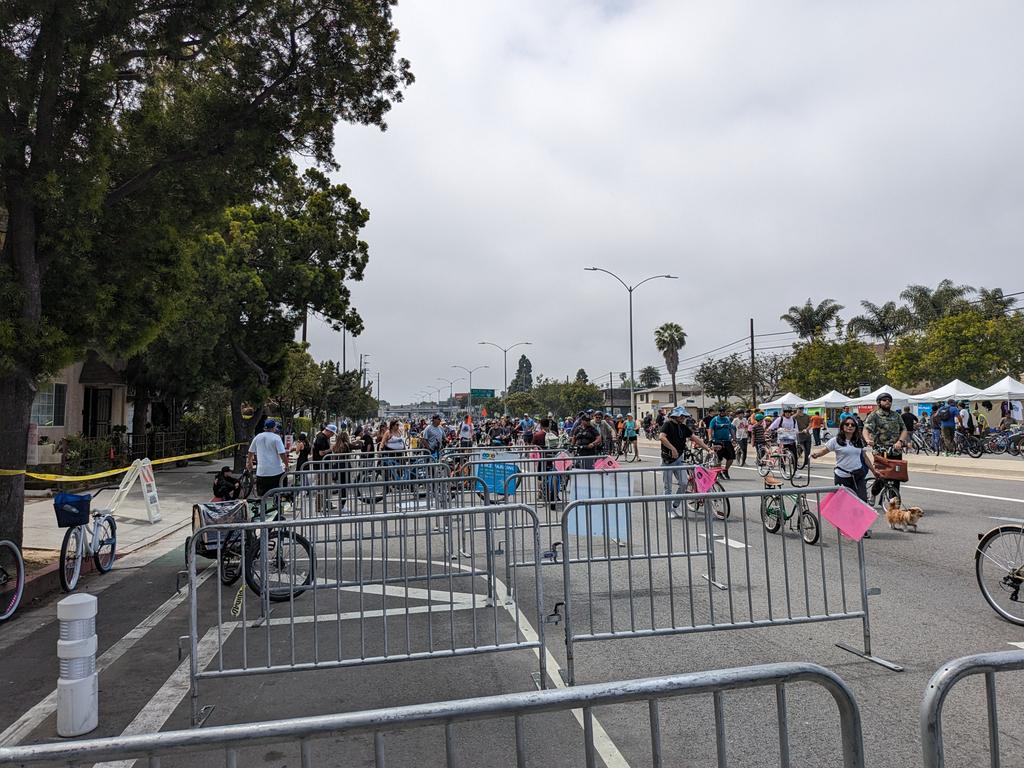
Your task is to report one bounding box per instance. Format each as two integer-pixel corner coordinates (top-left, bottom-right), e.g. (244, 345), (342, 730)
(437, 377), (464, 419)
(452, 364), (488, 416)
(585, 268), (678, 416)
(478, 341), (531, 415)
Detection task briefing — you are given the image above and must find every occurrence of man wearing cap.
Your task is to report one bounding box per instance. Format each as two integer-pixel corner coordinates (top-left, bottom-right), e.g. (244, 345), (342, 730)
(661, 406), (714, 517)
(247, 419), (289, 497)
(707, 405), (736, 479)
(571, 411), (602, 468)
(313, 423), (337, 462)
(423, 414), (446, 458)
(863, 392), (908, 506)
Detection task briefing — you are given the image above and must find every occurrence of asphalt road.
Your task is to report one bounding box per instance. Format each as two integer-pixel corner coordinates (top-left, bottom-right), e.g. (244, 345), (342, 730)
(2, 449), (1023, 767)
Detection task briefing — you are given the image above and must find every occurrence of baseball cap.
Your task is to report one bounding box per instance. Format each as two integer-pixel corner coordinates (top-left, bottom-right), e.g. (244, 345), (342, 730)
(325, 423), (338, 433)
(670, 406), (689, 417)
(264, 418), (276, 429)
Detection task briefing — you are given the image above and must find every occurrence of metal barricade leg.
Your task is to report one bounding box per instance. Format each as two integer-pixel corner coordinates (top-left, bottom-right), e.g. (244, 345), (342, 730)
(834, 539), (902, 672)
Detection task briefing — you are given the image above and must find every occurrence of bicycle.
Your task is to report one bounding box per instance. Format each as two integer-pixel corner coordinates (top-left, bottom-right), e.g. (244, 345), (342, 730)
(756, 441), (796, 481)
(0, 539), (25, 621)
(951, 430), (984, 458)
(976, 519), (1024, 626)
(55, 487), (117, 592)
(759, 478), (819, 545)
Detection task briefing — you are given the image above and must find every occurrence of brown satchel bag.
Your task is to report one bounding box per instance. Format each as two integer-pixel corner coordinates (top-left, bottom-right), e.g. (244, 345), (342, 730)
(873, 453), (908, 482)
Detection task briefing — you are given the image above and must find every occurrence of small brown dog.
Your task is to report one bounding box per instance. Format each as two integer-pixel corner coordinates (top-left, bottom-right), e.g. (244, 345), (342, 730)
(885, 499), (924, 532)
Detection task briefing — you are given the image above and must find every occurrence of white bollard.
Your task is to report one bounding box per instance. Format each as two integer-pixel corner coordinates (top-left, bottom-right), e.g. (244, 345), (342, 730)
(57, 593), (98, 737)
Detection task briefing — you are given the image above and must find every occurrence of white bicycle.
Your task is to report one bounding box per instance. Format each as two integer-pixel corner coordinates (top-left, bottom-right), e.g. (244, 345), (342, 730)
(55, 487), (118, 592)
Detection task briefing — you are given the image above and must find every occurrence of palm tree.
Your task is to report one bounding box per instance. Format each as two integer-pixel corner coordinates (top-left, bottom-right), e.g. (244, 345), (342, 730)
(780, 299), (844, 340)
(654, 323), (687, 405)
(977, 287), (1017, 319)
(899, 280), (975, 328)
(638, 365), (661, 388)
(846, 300), (912, 349)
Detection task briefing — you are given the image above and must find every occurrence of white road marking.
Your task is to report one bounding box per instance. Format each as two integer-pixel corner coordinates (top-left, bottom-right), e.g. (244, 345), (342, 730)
(100, 558), (628, 768)
(1008, 642), (1024, 650)
(698, 532), (750, 550)
(0, 565), (216, 747)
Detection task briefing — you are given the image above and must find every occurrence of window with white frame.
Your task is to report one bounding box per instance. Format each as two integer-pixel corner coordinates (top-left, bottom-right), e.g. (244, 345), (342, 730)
(31, 382), (67, 427)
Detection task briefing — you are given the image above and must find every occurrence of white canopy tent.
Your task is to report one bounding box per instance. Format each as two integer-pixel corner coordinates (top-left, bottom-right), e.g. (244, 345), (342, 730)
(969, 376), (1024, 402)
(803, 390), (853, 408)
(844, 385), (914, 408)
(760, 392), (807, 409)
(908, 379), (982, 403)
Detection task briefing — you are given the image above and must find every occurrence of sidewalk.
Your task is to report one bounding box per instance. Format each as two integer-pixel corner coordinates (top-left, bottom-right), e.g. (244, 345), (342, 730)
(19, 461), (218, 606)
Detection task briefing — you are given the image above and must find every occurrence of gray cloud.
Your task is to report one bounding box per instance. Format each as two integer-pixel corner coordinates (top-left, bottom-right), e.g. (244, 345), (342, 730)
(305, 0), (1024, 403)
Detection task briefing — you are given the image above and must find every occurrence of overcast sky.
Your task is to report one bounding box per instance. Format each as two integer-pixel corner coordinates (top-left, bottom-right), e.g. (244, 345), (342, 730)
(305, 1), (1024, 404)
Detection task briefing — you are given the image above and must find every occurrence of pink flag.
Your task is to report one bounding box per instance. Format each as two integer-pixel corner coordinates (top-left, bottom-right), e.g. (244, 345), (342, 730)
(692, 465), (721, 494)
(818, 488), (878, 541)
(554, 451), (573, 473)
(593, 457), (621, 471)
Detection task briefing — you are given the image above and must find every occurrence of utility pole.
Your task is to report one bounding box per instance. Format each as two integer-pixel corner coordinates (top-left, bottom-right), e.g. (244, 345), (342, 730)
(301, 308), (308, 343)
(342, 330), (346, 371)
(608, 371), (613, 412)
(750, 317), (756, 408)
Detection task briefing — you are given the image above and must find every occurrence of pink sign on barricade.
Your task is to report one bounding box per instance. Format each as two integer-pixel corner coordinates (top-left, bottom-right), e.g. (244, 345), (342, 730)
(593, 457), (620, 471)
(528, 451), (541, 460)
(818, 487), (878, 541)
(692, 465), (721, 494)
(554, 451), (573, 473)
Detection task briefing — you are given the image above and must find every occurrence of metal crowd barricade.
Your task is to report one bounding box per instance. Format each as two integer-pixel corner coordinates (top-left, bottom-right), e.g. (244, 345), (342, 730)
(186, 503), (546, 725)
(0, 661), (865, 767)
(289, 457), (451, 518)
(556, 485), (901, 685)
(920, 649), (1024, 768)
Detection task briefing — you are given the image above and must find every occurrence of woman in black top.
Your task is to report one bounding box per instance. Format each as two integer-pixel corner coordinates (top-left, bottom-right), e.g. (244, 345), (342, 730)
(295, 433), (311, 473)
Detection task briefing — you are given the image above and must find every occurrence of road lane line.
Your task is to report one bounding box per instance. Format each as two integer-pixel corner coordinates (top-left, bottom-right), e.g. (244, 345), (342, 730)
(698, 532), (750, 549)
(0, 565), (215, 747)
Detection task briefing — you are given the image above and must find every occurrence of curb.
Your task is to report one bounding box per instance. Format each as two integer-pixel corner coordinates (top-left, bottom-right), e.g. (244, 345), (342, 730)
(17, 516), (193, 611)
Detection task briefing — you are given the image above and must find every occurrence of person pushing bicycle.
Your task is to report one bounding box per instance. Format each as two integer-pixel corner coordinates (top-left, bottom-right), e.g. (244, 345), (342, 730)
(862, 392), (908, 507)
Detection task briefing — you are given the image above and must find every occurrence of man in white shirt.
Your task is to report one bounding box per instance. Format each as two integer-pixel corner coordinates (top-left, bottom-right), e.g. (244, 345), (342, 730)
(248, 418), (289, 497)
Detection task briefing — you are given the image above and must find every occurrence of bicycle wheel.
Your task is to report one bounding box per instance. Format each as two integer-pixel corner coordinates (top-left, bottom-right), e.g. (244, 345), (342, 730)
(239, 471), (254, 499)
(761, 497), (782, 533)
(684, 479), (702, 516)
(709, 481), (730, 519)
(780, 450), (796, 480)
(245, 529), (314, 602)
(0, 540), (25, 621)
(756, 455), (771, 477)
(354, 467), (386, 504)
(93, 516), (117, 573)
(59, 526), (84, 592)
(799, 510), (820, 545)
(976, 526), (1024, 626)
(965, 435), (984, 459)
(879, 483), (901, 510)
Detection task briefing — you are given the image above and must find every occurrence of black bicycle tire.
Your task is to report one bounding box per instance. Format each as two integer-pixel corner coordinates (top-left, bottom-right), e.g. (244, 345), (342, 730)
(239, 470), (254, 499)
(761, 497), (783, 533)
(59, 526), (83, 592)
(245, 529), (315, 602)
(799, 511), (820, 545)
(975, 525), (1024, 627)
(93, 516), (117, 573)
(880, 485), (901, 510)
(0, 540), (25, 621)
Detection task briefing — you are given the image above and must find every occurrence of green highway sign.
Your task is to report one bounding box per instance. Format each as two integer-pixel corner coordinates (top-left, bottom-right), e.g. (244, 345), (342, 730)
(470, 388), (495, 398)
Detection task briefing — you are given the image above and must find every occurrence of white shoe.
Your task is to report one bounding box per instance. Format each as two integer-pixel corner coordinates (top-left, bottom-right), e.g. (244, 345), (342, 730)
(670, 502), (683, 519)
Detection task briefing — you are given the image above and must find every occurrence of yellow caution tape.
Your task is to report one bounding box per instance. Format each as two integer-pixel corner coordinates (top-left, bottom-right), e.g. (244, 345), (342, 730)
(0, 443), (243, 482)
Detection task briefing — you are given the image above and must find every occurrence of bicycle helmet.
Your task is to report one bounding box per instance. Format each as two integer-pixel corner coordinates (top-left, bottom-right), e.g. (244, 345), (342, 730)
(876, 392), (892, 403)
(755, 413), (765, 422)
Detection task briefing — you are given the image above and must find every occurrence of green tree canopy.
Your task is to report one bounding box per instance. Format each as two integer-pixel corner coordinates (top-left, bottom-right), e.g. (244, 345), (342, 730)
(847, 300), (912, 350)
(694, 354), (747, 402)
(899, 280), (974, 329)
(638, 366), (662, 388)
(575, 368), (589, 384)
(781, 338), (882, 399)
(508, 355), (533, 393)
(0, 1), (412, 543)
(886, 311), (1024, 390)
(504, 391), (540, 415)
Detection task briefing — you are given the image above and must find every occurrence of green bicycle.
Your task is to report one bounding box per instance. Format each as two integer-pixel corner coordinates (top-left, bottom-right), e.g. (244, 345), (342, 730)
(760, 485), (820, 545)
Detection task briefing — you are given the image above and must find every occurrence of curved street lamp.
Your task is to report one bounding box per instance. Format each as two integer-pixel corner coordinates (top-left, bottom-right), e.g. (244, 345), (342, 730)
(585, 267), (678, 415)
(452, 364), (489, 415)
(478, 341), (532, 415)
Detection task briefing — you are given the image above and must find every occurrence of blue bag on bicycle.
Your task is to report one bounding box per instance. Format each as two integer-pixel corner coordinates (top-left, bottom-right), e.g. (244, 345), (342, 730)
(54, 492), (91, 528)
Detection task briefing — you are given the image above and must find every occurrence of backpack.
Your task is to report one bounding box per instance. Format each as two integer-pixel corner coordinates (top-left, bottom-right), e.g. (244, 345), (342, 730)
(936, 405), (951, 422)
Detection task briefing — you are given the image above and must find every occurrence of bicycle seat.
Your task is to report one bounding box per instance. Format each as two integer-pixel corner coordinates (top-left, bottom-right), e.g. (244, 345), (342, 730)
(763, 475), (784, 487)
